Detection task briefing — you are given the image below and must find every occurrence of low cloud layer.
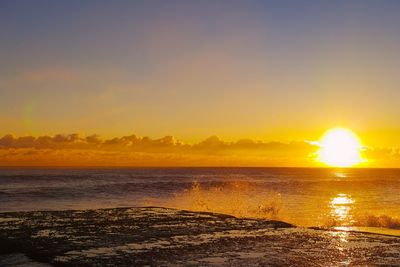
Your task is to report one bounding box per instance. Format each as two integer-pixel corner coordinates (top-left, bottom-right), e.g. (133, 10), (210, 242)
(0, 134), (316, 167)
(0, 134), (313, 153)
(0, 134), (398, 167)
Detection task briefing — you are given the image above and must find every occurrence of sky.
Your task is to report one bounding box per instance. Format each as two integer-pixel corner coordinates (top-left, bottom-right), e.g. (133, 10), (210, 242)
(1, 0), (400, 166)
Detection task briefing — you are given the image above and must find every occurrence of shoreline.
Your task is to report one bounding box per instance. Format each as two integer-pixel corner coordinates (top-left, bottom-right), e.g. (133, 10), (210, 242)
(1, 206), (399, 237)
(1, 207), (400, 266)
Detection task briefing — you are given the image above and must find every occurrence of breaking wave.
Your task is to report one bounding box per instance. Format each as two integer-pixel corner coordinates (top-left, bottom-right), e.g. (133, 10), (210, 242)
(141, 181), (282, 219)
(142, 181), (400, 231)
(353, 214), (400, 229)
(323, 213), (400, 230)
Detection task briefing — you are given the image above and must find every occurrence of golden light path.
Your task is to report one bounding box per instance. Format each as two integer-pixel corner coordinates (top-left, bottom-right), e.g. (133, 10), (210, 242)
(317, 128), (363, 167)
(328, 192), (355, 247)
(330, 193), (354, 224)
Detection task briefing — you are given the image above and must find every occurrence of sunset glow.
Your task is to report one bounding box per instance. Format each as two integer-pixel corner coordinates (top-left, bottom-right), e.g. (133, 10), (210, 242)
(1, 0), (400, 168)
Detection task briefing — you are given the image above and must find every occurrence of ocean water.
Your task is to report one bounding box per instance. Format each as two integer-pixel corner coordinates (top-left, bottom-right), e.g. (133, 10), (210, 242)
(1, 167), (399, 234)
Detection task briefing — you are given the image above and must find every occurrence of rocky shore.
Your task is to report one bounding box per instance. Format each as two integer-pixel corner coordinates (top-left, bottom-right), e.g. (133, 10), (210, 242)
(1, 207), (400, 266)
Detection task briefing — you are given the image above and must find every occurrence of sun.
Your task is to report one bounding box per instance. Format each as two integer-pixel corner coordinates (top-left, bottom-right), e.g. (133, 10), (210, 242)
(317, 128), (363, 167)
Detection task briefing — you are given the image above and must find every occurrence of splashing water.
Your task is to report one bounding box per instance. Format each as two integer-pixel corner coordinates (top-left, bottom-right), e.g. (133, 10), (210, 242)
(352, 214), (400, 229)
(143, 181), (282, 219)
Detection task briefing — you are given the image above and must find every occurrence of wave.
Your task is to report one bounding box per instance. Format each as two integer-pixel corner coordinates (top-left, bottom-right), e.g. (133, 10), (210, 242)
(323, 213), (400, 230)
(140, 181), (400, 231)
(141, 181), (282, 219)
(352, 214), (400, 229)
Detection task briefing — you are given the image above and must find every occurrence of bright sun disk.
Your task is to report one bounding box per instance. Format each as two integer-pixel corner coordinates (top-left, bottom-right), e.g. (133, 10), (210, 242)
(318, 128), (363, 167)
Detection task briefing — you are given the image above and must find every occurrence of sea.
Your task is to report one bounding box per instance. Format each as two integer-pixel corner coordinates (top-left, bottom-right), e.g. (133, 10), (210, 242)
(1, 167), (399, 235)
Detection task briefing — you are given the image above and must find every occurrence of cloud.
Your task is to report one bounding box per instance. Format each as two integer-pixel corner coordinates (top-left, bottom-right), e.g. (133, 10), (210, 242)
(0, 133), (314, 152)
(0, 133), (320, 167)
(362, 146), (400, 167)
(1, 133), (398, 167)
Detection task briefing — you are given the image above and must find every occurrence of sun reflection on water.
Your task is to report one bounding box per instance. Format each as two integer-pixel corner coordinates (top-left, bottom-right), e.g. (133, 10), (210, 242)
(329, 193), (355, 233)
(330, 229), (349, 245)
(328, 193), (355, 248)
(334, 171), (347, 178)
(330, 193), (355, 224)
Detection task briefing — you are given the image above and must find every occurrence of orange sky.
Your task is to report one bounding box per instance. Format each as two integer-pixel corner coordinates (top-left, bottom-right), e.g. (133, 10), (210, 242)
(1, 1), (400, 167)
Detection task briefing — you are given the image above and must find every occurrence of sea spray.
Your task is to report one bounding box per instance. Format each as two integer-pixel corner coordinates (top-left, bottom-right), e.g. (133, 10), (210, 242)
(142, 181), (282, 219)
(322, 213), (400, 229)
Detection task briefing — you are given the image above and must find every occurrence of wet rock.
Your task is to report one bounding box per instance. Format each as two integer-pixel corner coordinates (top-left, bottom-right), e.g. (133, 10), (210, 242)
(0, 253), (51, 267)
(0, 207), (399, 266)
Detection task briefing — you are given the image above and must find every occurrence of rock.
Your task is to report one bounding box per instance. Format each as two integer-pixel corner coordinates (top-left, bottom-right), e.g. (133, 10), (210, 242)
(0, 207), (399, 266)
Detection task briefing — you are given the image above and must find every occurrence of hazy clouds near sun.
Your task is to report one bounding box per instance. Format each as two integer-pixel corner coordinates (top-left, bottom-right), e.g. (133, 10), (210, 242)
(0, 134), (399, 167)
